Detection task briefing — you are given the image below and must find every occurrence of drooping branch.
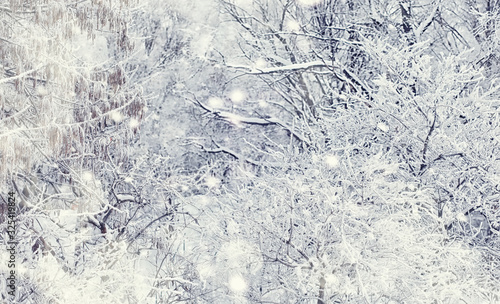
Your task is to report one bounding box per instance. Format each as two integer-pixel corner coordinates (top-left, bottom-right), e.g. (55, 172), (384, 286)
(127, 208), (174, 251)
(400, 1), (413, 35)
(414, 4), (439, 40)
(190, 96), (310, 146)
(419, 111), (438, 175)
(227, 60), (334, 75)
(196, 140), (261, 167)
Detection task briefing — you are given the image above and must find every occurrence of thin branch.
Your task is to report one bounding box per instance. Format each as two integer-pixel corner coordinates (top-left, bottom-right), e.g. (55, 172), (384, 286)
(227, 60), (334, 75)
(0, 66), (42, 85)
(196, 140), (261, 167)
(419, 110), (437, 174)
(190, 96), (310, 146)
(127, 210), (173, 250)
(414, 2), (440, 40)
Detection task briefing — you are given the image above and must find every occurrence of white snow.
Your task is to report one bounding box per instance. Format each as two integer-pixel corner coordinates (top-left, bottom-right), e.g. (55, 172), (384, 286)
(286, 20), (301, 32)
(208, 97), (224, 108)
(377, 122), (389, 132)
(228, 274), (247, 293)
(205, 176), (220, 188)
(297, 0), (322, 6)
(110, 111), (124, 123)
(229, 89), (246, 103)
(325, 155), (340, 168)
(238, 60), (333, 74)
(129, 118), (140, 129)
(82, 171), (94, 182)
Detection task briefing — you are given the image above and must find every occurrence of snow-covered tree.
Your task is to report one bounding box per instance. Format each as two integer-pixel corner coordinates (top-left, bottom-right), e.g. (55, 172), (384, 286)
(184, 0), (500, 302)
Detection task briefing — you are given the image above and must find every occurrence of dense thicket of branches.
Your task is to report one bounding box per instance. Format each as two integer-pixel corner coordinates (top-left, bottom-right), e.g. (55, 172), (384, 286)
(1, 0), (499, 303)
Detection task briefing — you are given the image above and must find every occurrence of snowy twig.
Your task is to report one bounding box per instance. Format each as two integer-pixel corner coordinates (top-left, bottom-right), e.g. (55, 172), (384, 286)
(190, 96), (310, 146)
(227, 60), (334, 75)
(195, 140), (261, 167)
(419, 111), (437, 174)
(0, 66), (43, 84)
(127, 210), (174, 250)
(414, 2), (440, 41)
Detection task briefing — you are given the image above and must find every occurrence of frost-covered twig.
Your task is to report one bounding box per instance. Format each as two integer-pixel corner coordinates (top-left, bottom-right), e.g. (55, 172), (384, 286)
(227, 60), (334, 75)
(127, 210), (174, 250)
(414, 3), (440, 40)
(191, 96), (310, 146)
(419, 111), (437, 174)
(0, 65), (43, 84)
(195, 140), (261, 167)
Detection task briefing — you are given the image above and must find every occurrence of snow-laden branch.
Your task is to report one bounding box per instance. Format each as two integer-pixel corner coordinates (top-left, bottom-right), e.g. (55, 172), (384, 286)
(128, 211), (174, 250)
(0, 88), (142, 138)
(191, 97), (309, 145)
(228, 60), (334, 75)
(198, 141), (261, 167)
(115, 194), (135, 202)
(87, 215), (102, 228)
(261, 31), (361, 45)
(341, 68), (373, 101)
(0, 65), (43, 84)
(414, 3), (440, 41)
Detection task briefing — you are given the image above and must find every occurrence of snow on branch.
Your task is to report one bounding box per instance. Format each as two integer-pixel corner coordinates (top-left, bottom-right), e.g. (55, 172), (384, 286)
(228, 60), (334, 75)
(0, 66), (42, 84)
(261, 31), (363, 46)
(115, 194), (136, 202)
(191, 96), (309, 146)
(197, 141), (261, 167)
(341, 68), (373, 101)
(414, 4), (440, 41)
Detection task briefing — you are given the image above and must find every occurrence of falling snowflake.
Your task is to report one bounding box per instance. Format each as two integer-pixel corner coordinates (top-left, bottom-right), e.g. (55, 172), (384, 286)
(377, 122), (389, 132)
(325, 155), (339, 168)
(82, 171), (94, 182)
(110, 111), (123, 123)
(286, 19), (300, 32)
(228, 274), (247, 293)
(36, 86), (49, 96)
(208, 97), (224, 108)
(129, 118), (140, 129)
(205, 176), (220, 188)
(225, 113), (242, 127)
(297, 0), (322, 6)
(254, 58), (267, 69)
(229, 89), (246, 103)
(325, 273), (339, 286)
(258, 100), (268, 108)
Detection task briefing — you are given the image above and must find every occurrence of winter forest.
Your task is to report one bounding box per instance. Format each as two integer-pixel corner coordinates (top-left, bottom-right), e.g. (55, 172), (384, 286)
(0, 0), (500, 303)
